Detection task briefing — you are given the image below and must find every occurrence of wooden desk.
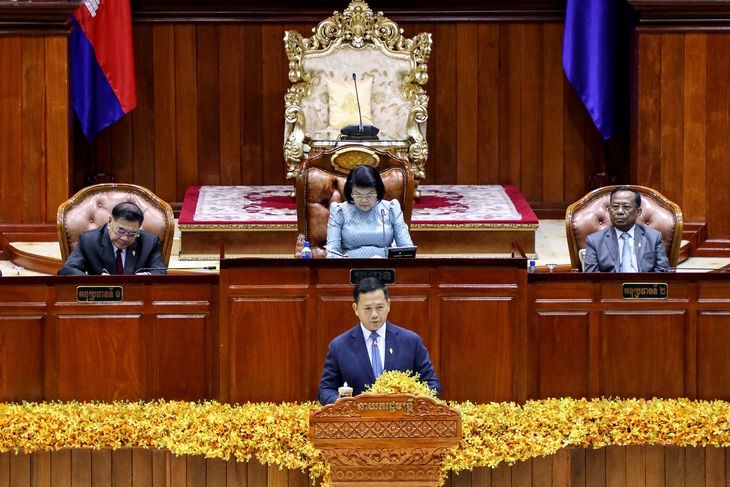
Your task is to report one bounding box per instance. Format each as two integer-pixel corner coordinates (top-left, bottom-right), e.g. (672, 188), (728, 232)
(528, 272), (730, 401)
(0, 274), (219, 402)
(4, 264), (730, 406)
(219, 257), (528, 404)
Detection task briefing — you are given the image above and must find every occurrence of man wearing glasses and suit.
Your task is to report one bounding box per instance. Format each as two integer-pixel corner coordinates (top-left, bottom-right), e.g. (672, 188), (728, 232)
(58, 202), (167, 275)
(584, 187), (669, 273)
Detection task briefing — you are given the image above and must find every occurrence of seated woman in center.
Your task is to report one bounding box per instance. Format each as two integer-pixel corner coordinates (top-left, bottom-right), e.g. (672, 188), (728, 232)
(326, 164), (414, 258)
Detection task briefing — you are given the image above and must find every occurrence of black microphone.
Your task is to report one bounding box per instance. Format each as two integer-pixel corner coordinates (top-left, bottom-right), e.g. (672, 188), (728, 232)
(340, 73), (379, 140)
(381, 209), (387, 258)
(354, 73), (364, 132)
(134, 265), (217, 274)
(668, 266), (729, 272)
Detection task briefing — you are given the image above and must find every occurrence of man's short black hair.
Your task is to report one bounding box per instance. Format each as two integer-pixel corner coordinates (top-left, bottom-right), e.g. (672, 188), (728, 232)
(610, 186), (641, 208)
(112, 202), (144, 224)
(353, 277), (389, 303)
(344, 165), (386, 204)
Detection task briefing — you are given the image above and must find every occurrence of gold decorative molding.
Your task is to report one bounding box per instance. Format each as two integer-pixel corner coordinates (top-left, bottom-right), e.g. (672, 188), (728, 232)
(283, 0), (431, 181)
(331, 146), (380, 172)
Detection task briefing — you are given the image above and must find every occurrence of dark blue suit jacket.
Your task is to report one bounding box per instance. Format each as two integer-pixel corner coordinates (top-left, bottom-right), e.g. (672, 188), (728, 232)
(584, 224), (669, 273)
(317, 321), (441, 405)
(58, 224), (167, 275)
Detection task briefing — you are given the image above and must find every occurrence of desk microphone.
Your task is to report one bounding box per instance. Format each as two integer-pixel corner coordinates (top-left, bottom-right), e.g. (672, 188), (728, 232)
(668, 266), (730, 272)
(381, 209), (388, 258)
(340, 73), (379, 140)
(135, 266), (217, 274)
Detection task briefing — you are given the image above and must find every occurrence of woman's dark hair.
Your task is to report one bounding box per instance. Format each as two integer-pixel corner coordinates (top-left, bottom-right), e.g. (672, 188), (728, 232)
(343, 165), (385, 203)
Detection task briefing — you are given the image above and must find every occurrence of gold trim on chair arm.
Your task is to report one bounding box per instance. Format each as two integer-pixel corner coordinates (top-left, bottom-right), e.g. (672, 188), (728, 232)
(284, 86), (308, 178)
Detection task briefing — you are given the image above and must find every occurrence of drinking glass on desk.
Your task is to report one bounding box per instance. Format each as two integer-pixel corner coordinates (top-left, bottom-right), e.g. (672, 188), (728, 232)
(325, 245), (348, 258)
(546, 263), (557, 273)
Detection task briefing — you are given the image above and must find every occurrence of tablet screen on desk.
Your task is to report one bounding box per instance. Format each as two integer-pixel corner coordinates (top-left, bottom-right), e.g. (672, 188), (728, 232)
(388, 246), (417, 258)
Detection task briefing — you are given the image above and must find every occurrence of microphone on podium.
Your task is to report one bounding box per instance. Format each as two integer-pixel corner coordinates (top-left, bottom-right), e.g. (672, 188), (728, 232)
(340, 73), (379, 140)
(134, 265), (217, 274)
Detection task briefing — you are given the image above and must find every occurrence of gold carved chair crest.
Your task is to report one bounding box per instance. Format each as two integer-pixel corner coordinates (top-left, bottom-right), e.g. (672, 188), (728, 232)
(283, 0), (431, 183)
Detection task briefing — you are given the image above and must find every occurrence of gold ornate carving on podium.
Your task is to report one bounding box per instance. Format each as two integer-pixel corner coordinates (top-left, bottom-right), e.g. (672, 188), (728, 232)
(310, 394), (461, 486)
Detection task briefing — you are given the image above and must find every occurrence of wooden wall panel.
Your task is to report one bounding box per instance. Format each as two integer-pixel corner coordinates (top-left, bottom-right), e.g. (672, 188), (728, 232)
(705, 34), (730, 241)
(174, 24), (199, 201)
(536, 311), (589, 399)
(56, 316), (143, 401)
(0, 33), (69, 225)
(682, 34), (708, 224)
(697, 311), (730, 401)
(0, 316), (44, 402)
(440, 297), (515, 403)
(228, 297), (306, 403)
(152, 314), (210, 400)
(599, 311), (686, 399)
(1, 38), (26, 224)
(634, 30), (730, 246)
(79, 21), (605, 208)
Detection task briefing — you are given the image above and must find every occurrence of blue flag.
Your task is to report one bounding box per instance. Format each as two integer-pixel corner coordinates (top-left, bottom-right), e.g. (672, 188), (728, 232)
(563, 0), (619, 140)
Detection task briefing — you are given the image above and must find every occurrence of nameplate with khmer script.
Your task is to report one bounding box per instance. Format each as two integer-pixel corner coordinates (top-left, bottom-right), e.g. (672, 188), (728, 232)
(350, 268), (395, 285)
(77, 286), (123, 303)
(622, 283), (668, 299)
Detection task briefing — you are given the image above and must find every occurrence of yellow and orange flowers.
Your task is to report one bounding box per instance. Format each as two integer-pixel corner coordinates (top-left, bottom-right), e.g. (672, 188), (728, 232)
(0, 372), (729, 487)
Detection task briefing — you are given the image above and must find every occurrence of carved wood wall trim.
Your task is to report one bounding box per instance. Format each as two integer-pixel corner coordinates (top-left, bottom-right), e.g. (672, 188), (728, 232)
(630, 0), (730, 30)
(0, 1), (75, 35)
(130, 1), (566, 23)
(131, 9), (566, 23)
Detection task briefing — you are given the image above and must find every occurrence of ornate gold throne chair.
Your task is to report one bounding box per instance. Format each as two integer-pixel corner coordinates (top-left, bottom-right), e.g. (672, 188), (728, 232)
(283, 0), (432, 185)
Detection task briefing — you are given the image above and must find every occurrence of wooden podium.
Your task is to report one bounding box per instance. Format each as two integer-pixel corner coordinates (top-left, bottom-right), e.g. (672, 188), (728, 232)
(309, 394), (462, 486)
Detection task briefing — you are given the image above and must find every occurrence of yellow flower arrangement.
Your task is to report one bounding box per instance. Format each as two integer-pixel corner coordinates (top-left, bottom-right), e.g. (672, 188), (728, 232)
(0, 372), (729, 487)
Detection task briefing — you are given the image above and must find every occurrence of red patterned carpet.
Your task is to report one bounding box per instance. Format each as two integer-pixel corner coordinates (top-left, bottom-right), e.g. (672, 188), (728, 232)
(177, 185), (537, 256)
(179, 184), (537, 227)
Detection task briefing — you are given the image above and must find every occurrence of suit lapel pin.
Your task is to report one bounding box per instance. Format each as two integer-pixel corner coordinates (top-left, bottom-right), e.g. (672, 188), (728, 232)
(638, 243), (641, 248)
(389, 348), (393, 354)
(133, 250), (136, 256)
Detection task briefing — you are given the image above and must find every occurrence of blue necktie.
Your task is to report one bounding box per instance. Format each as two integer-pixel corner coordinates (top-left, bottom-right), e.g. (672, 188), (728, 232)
(370, 332), (382, 378)
(620, 233), (632, 272)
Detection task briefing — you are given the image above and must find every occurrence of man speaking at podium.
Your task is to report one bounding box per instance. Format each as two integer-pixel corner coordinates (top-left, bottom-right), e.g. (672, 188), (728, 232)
(317, 277), (440, 405)
(58, 202), (167, 276)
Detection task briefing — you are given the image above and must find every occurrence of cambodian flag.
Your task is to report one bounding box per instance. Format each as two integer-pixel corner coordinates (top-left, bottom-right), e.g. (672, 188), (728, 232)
(562, 0), (618, 140)
(70, 0), (137, 141)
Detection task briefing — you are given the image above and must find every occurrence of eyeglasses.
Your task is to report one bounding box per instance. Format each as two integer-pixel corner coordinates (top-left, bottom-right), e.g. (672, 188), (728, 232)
(609, 204), (637, 212)
(352, 192), (377, 200)
(112, 222), (139, 238)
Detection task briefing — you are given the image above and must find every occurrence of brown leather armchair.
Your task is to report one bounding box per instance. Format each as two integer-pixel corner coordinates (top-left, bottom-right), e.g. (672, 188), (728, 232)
(566, 185), (683, 271)
(57, 183), (175, 265)
(295, 145), (415, 258)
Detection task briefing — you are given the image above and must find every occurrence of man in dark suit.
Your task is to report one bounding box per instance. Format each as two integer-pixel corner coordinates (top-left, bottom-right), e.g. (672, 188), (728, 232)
(58, 202), (167, 276)
(584, 187), (669, 273)
(317, 277), (440, 405)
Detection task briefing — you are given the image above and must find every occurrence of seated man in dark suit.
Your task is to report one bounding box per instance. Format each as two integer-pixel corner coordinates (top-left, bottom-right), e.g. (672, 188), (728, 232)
(58, 202), (167, 275)
(584, 187), (669, 273)
(317, 277), (441, 405)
